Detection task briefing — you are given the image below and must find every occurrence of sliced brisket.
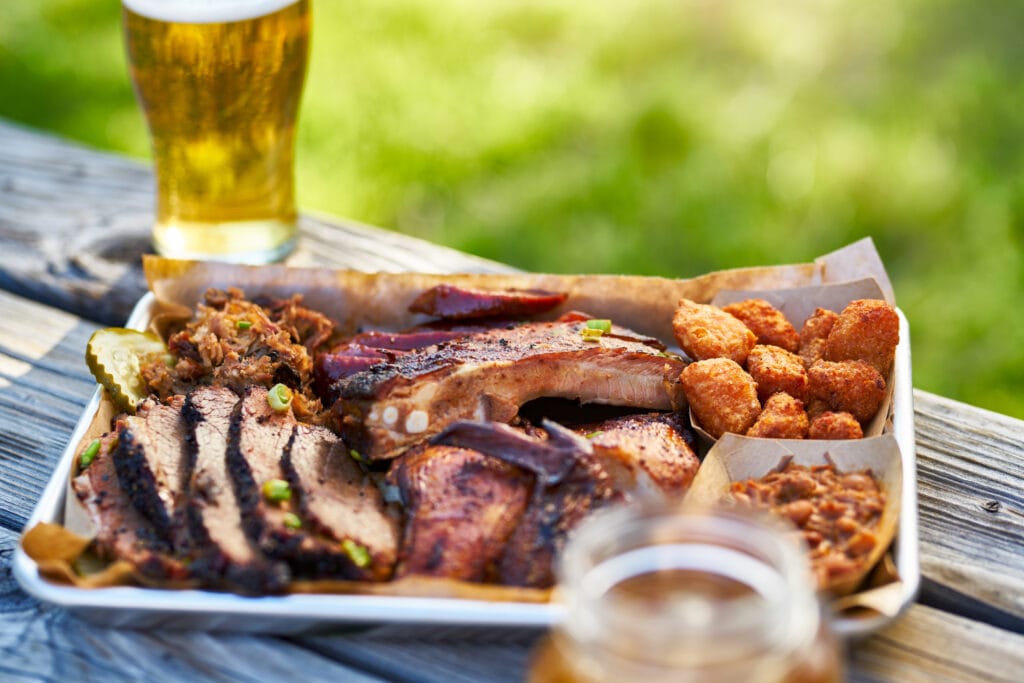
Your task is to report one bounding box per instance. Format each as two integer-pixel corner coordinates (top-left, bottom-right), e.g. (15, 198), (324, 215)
(71, 431), (187, 580)
(283, 423), (399, 580)
(112, 395), (190, 550)
(183, 386), (288, 593)
(230, 387), (387, 580)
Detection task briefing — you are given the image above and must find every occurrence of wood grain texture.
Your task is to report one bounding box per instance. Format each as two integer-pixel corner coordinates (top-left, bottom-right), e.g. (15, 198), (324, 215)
(913, 391), (1024, 628)
(0, 120), (510, 327)
(0, 527), (387, 683)
(849, 604), (1024, 683)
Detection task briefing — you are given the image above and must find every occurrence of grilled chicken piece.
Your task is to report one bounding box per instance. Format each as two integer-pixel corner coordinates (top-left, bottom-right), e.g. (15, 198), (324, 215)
(498, 456), (620, 588)
(576, 412), (699, 498)
(229, 387), (386, 580)
(183, 386), (289, 594)
(389, 445), (531, 581)
(334, 320), (686, 461)
(422, 419), (613, 588)
(112, 396), (189, 549)
(283, 423), (399, 581)
(72, 432), (188, 580)
(422, 416), (699, 588)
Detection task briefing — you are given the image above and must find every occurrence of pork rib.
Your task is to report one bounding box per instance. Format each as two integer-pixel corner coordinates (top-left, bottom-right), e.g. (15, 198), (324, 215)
(333, 320), (686, 460)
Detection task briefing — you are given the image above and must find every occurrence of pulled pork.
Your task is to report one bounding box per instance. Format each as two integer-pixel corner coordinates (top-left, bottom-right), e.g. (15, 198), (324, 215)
(142, 288), (334, 421)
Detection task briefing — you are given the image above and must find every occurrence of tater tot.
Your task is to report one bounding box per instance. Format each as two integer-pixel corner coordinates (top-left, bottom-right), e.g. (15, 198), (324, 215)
(673, 299), (757, 365)
(805, 398), (831, 421)
(824, 299), (899, 377)
(680, 358), (761, 439)
(808, 360), (886, 423)
(721, 299), (799, 352)
(809, 411), (864, 440)
(799, 308), (839, 368)
(747, 392), (808, 439)
(746, 344), (808, 402)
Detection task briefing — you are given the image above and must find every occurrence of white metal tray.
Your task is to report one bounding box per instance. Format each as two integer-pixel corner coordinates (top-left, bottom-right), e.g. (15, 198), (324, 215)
(13, 293), (918, 635)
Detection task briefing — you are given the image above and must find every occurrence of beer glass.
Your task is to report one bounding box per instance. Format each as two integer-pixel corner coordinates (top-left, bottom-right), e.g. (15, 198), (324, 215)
(123, 0), (310, 263)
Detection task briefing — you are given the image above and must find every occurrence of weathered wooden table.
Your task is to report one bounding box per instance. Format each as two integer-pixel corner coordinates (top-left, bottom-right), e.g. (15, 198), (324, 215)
(1, 118), (1022, 682)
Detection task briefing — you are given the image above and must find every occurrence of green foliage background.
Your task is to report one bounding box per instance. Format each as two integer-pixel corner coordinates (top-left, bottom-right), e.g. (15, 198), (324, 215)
(2, 0), (1022, 418)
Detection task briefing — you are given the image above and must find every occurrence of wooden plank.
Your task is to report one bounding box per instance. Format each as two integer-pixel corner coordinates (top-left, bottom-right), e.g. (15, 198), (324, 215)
(299, 626), (538, 683)
(0, 290), (99, 532)
(292, 604), (1024, 683)
(913, 391), (1024, 627)
(0, 119), (510, 327)
(849, 604), (1024, 683)
(0, 527), (388, 683)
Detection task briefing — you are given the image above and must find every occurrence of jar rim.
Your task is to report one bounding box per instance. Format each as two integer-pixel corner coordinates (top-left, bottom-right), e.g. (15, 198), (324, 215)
(557, 503), (821, 674)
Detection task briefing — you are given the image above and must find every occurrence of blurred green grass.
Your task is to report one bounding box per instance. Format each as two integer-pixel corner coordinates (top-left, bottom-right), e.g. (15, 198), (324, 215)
(2, 0), (1022, 418)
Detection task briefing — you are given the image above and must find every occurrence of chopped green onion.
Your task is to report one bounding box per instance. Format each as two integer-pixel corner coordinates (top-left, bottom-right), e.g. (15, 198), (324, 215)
(586, 319), (612, 333)
(162, 353), (177, 368)
(236, 320), (252, 330)
(262, 478), (292, 503)
(80, 439), (101, 470)
(584, 430), (604, 439)
(267, 383), (293, 412)
(581, 327), (604, 341)
(349, 449), (365, 463)
(282, 512), (302, 530)
(342, 539), (372, 568)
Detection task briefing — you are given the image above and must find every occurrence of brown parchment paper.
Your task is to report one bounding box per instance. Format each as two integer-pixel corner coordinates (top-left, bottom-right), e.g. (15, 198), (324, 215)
(25, 237), (906, 608)
(686, 432), (903, 603)
(142, 237), (888, 342)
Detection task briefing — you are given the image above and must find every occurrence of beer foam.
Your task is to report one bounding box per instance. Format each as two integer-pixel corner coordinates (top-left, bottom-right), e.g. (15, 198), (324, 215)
(122, 0), (301, 24)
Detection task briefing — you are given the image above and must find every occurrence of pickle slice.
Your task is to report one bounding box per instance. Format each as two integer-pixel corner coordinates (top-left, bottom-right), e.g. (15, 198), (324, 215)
(85, 328), (167, 413)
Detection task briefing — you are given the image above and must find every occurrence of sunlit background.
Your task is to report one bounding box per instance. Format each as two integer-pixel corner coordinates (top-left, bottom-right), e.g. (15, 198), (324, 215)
(1, 0), (1022, 418)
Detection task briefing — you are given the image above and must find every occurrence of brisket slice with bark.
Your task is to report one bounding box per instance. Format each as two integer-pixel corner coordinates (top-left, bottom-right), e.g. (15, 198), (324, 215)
(112, 395), (190, 551)
(71, 432), (188, 580)
(183, 386), (289, 594)
(283, 422), (399, 581)
(228, 387), (383, 580)
(333, 319), (686, 461)
(388, 444), (531, 581)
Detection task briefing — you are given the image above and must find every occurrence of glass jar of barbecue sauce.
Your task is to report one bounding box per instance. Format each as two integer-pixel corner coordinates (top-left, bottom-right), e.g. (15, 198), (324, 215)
(528, 506), (843, 683)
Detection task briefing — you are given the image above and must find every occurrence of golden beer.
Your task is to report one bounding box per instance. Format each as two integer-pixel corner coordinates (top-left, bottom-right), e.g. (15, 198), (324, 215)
(123, 0), (310, 262)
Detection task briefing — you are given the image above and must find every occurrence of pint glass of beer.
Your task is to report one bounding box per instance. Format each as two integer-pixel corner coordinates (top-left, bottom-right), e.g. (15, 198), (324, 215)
(123, 0), (310, 262)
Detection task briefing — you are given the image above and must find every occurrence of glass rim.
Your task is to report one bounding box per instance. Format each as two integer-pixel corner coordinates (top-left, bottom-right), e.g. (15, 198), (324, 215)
(557, 502), (821, 667)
